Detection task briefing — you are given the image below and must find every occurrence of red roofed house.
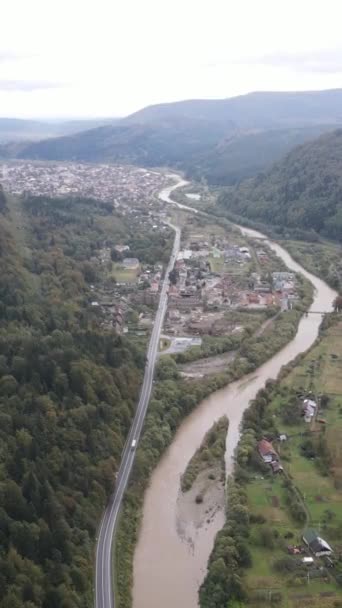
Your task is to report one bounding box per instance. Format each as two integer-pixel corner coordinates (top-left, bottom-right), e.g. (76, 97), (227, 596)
(258, 439), (279, 463)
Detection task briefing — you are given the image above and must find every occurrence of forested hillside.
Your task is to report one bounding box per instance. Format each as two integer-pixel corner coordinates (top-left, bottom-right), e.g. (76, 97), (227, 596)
(0, 190), (146, 607)
(16, 120), (228, 166)
(188, 125), (332, 185)
(218, 129), (342, 240)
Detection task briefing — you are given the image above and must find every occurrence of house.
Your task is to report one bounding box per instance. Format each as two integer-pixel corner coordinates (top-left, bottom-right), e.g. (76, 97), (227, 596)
(115, 245), (130, 253)
(122, 257), (140, 270)
(303, 529), (333, 557)
(177, 249), (192, 260)
(303, 398), (317, 422)
(150, 281), (159, 293)
(258, 439), (278, 463)
(248, 293), (260, 304)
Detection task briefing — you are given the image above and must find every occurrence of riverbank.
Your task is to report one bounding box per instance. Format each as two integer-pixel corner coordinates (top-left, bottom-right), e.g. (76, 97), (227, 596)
(201, 313), (342, 608)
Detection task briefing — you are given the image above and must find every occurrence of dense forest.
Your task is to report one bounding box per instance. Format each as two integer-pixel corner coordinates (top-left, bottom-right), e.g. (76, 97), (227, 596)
(0, 189), (154, 607)
(218, 129), (342, 241)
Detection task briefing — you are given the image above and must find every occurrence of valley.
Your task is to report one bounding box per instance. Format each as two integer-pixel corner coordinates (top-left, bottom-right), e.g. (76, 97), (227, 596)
(3, 4), (342, 608)
(1, 90), (342, 608)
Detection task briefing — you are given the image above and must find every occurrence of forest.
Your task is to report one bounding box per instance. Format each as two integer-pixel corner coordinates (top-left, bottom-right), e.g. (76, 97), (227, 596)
(0, 190), (151, 607)
(218, 129), (342, 241)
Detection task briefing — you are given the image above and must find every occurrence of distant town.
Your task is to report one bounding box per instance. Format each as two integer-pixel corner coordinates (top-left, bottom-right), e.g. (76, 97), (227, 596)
(0, 160), (169, 205)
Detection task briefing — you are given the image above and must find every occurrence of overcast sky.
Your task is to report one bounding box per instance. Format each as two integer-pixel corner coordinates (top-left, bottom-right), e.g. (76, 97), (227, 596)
(1, 0), (342, 118)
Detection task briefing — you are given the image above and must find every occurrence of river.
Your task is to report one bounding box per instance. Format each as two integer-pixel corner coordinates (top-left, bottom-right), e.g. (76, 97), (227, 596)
(132, 178), (337, 608)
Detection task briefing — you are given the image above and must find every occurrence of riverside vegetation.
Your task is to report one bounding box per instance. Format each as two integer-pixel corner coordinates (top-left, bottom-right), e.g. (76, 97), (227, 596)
(0, 187), (175, 608)
(281, 240), (342, 293)
(200, 313), (342, 608)
(180, 416), (228, 493)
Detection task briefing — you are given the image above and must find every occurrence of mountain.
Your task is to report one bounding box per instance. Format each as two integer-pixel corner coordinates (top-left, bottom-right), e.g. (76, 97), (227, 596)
(0, 117), (118, 143)
(15, 118), (232, 165)
(218, 129), (342, 240)
(127, 89), (342, 128)
(6, 89), (342, 185)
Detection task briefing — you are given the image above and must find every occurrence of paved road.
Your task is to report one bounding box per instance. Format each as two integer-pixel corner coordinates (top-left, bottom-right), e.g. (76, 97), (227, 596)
(95, 215), (181, 608)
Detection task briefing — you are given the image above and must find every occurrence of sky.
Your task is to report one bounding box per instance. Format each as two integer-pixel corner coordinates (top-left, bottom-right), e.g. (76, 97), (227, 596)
(1, 0), (342, 119)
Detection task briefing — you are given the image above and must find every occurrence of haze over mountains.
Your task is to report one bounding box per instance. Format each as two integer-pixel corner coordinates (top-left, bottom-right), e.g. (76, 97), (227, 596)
(2, 89), (342, 186)
(0, 117), (118, 144)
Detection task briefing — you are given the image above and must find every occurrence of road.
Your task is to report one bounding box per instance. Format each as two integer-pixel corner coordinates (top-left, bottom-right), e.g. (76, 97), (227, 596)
(95, 211), (181, 608)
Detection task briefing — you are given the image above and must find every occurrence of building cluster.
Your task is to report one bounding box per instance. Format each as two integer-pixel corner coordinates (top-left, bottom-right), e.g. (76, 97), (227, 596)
(162, 236), (301, 337)
(0, 161), (168, 205)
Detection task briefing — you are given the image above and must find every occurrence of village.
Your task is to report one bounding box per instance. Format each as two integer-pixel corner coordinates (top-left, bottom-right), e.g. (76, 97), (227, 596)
(88, 216), (302, 353)
(85, 201), (299, 354)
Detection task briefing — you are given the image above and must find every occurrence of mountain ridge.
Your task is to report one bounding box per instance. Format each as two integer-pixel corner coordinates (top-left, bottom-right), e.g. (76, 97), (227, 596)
(2, 88), (342, 186)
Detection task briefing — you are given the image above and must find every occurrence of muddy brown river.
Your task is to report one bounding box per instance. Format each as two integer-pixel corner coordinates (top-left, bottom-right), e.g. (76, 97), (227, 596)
(132, 181), (337, 608)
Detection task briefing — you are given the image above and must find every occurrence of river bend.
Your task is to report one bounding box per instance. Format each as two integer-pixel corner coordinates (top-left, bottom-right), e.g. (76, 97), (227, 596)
(132, 179), (337, 608)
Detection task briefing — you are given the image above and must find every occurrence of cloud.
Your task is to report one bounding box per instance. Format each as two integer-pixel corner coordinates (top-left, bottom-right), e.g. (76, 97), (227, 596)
(0, 79), (68, 91)
(204, 49), (342, 74)
(251, 49), (342, 74)
(0, 50), (31, 63)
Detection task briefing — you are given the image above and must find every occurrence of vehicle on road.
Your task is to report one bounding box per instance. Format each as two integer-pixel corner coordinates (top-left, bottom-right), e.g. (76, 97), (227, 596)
(131, 439), (137, 450)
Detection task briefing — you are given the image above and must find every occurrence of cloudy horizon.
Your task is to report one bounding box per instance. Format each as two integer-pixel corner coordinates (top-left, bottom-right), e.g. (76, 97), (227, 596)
(1, 0), (342, 119)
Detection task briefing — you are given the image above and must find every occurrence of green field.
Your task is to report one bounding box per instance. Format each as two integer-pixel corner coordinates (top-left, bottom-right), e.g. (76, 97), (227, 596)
(244, 316), (342, 607)
(208, 254), (224, 273)
(111, 263), (139, 283)
(283, 321), (342, 396)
